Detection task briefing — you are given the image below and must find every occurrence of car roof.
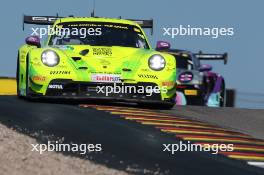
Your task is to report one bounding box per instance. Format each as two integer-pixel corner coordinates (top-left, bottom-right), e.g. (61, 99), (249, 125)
(167, 49), (192, 54)
(54, 17), (140, 27)
(160, 49), (193, 58)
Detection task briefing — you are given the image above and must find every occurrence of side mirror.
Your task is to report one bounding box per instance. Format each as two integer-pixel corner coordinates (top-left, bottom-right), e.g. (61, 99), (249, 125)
(199, 64), (212, 72)
(25, 36), (41, 48)
(156, 41), (171, 51)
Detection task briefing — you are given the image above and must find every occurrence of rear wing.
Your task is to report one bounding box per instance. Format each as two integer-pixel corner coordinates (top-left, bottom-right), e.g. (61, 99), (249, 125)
(194, 51), (228, 64)
(23, 15), (154, 34)
(127, 19), (153, 34)
(23, 15), (62, 30)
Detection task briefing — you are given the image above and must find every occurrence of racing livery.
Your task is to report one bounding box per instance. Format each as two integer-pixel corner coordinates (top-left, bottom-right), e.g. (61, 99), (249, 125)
(157, 42), (227, 107)
(17, 16), (176, 108)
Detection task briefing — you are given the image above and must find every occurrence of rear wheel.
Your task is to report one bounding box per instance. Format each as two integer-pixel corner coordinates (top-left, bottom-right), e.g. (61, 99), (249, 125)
(220, 82), (226, 107)
(225, 89), (235, 107)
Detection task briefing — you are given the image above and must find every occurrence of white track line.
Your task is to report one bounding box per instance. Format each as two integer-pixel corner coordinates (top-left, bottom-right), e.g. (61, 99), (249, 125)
(248, 162), (264, 168)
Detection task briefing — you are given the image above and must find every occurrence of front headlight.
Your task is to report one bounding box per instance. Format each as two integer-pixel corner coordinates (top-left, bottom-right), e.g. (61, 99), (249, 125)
(148, 54), (166, 71)
(41, 50), (60, 67)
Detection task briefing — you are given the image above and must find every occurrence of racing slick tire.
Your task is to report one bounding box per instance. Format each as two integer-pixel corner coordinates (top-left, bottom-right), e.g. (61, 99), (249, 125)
(220, 82), (226, 107)
(226, 89), (236, 107)
(16, 54), (22, 98)
(24, 55), (31, 99)
(158, 103), (175, 109)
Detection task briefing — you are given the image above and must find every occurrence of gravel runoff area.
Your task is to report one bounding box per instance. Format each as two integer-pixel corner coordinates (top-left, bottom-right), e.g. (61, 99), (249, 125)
(0, 123), (130, 175)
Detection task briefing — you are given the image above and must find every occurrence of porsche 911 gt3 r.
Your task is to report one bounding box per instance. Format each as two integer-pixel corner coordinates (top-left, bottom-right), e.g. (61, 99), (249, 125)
(17, 16), (176, 108)
(156, 41), (228, 107)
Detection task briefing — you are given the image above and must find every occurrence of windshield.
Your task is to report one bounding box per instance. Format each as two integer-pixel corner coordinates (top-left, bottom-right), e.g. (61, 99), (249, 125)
(175, 55), (193, 70)
(48, 22), (149, 49)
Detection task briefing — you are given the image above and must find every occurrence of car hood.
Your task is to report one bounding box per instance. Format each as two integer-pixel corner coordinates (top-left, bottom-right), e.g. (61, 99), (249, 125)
(52, 45), (152, 74)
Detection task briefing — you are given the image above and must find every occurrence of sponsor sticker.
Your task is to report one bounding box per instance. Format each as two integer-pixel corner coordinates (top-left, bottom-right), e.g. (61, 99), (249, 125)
(50, 71), (71, 75)
(184, 89), (198, 96)
(162, 81), (175, 87)
(91, 74), (121, 83)
(48, 84), (63, 89)
(138, 74), (158, 79)
(31, 75), (46, 82)
(92, 48), (112, 56)
(134, 28), (141, 33)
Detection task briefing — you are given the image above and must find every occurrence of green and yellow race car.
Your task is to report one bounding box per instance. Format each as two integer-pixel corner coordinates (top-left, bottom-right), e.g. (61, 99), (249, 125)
(17, 15), (176, 108)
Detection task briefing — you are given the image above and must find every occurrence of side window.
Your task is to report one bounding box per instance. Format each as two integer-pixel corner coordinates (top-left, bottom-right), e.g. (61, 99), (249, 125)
(135, 34), (148, 49)
(176, 55), (194, 70)
(192, 54), (200, 70)
(187, 58), (194, 70)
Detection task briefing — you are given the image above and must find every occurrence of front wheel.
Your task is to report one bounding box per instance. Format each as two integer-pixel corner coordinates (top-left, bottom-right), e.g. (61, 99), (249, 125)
(187, 96), (205, 106)
(16, 54), (22, 98)
(24, 55), (30, 99)
(219, 83), (226, 107)
(157, 103), (175, 110)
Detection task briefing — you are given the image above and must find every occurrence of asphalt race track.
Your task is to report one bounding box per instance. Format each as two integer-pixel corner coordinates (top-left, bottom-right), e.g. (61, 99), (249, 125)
(0, 96), (263, 175)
